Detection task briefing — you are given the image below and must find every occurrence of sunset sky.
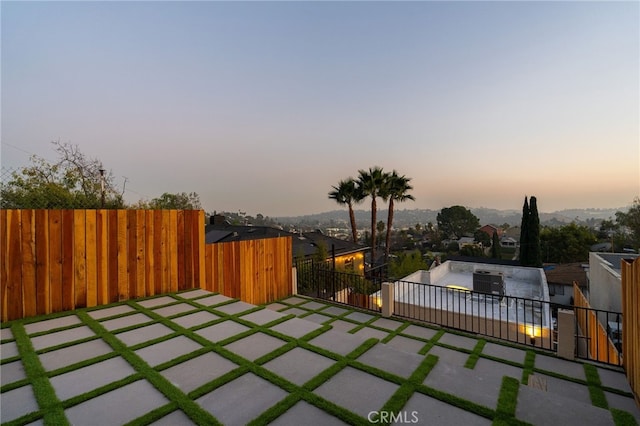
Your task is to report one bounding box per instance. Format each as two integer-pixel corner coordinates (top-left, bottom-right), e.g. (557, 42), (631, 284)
(2, 1), (638, 217)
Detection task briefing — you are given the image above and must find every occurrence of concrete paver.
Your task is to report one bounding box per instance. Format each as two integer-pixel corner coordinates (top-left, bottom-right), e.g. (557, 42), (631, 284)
(87, 305), (135, 320)
(195, 320), (250, 343)
(265, 302), (288, 311)
(270, 318), (322, 339)
(474, 358), (522, 381)
(308, 330), (367, 356)
(50, 356), (136, 401)
(320, 306), (349, 316)
(298, 301), (327, 310)
(426, 345), (470, 367)
(214, 301), (255, 315)
(357, 343), (423, 378)
(482, 341), (527, 364)
(240, 309), (286, 325)
(314, 366), (399, 418)
(0, 341), (20, 359)
(152, 303), (196, 317)
(262, 347), (335, 386)
(516, 384), (614, 426)
(196, 373), (288, 425)
(38, 339), (113, 371)
(0, 385), (39, 423)
(281, 296), (308, 305)
(279, 307), (308, 316)
(100, 312), (153, 331)
(301, 313), (333, 324)
(536, 373), (592, 405)
(344, 311), (375, 323)
(1, 360), (26, 385)
(327, 319), (357, 332)
(194, 294), (233, 307)
(171, 311), (219, 328)
(134, 335), (202, 367)
(29, 326), (95, 350)
(1, 327), (13, 340)
(400, 324), (438, 340)
(397, 392), (492, 426)
(605, 391), (640, 423)
(137, 296), (178, 308)
(352, 327), (389, 341)
(177, 289), (212, 299)
(149, 409), (197, 425)
(160, 352), (238, 393)
(223, 332), (286, 361)
(64, 380), (169, 426)
(270, 400), (348, 426)
(24, 315), (81, 335)
(370, 317), (404, 331)
(385, 335), (427, 354)
(534, 353), (586, 381)
(598, 366), (633, 393)
(114, 323), (173, 347)
(438, 332), (478, 350)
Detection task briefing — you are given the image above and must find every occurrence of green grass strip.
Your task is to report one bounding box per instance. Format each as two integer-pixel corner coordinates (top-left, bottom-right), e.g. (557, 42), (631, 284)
(584, 363), (608, 409)
(521, 351), (535, 384)
(496, 376), (520, 419)
(10, 323), (69, 426)
(464, 339), (486, 369)
(246, 393), (301, 426)
(611, 408), (639, 426)
(417, 329), (444, 355)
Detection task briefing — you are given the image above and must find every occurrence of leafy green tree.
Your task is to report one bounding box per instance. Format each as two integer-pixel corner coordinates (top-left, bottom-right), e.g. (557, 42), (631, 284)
(0, 141), (124, 209)
(381, 170), (415, 262)
(358, 166), (386, 264)
(141, 192), (202, 210)
(460, 245), (484, 257)
(328, 178), (364, 243)
(388, 250), (428, 279)
(540, 223), (597, 263)
(615, 197), (640, 250)
(473, 229), (491, 247)
(436, 206), (480, 239)
(491, 232), (502, 258)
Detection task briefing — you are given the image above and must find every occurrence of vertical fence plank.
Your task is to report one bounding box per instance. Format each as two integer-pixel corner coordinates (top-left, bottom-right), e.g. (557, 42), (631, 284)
(85, 210), (98, 308)
(168, 210), (178, 292)
(107, 210), (119, 303)
(183, 210), (194, 290)
(96, 209), (108, 305)
(127, 210), (138, 299)
(1, 210), (8, 321)
(154, 211), (164, 295)
(6, 210), (23, 321)
(195, 210), (205, 289)
(21, 210), (37, 318)
(48, 210), (63, 314)
(73, 210), (87, 309)
(35, 210), (50, 315)
(61, 210), (75, 311)
(135, 209), (146, 298)
(145, 210), (155, 296)
(117, 210), (128, 301)
(177, 210), (185, 290)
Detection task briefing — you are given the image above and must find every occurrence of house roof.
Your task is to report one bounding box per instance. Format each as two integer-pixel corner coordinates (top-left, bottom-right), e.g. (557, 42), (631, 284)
(205, 224), (368, 259)
(543, 262), (588, 287)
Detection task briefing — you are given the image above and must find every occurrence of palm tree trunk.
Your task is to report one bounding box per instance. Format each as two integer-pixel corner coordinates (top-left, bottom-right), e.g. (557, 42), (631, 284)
(348, 203), (358, 243)
(385, 199), (394, 262)
(371, 197), (377, 264)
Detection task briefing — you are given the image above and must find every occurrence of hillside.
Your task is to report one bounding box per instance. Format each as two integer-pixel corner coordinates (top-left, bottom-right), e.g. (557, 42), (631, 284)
(275, 206), (628, 229)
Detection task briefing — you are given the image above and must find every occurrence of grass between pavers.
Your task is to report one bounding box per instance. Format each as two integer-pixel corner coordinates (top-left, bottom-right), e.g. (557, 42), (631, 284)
(495, 376), (520, 421)
(417, 329), (445, 355)
(584, 363), (608, 409)
(521, 350), (536, 384)
(611, 408), (640, 426)
(464, 339), (486, 369)
(4, 323), (68, 426)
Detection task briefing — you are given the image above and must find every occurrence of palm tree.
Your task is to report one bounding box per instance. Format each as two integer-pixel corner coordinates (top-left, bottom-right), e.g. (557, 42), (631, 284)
(357, 166), (386, 266)
(382, 171), (415, 262)
(328, 178), (363, 243)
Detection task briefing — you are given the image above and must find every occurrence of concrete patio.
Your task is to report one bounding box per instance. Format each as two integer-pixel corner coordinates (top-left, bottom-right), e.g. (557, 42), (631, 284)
(1, 290), (638, 425)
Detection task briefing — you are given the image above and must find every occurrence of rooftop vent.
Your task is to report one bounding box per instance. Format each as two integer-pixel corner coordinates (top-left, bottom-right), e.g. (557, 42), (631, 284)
(473, 270), (504, 298)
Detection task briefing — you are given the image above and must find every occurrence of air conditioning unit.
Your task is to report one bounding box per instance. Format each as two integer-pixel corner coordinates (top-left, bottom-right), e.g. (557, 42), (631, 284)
(473, 270), (504, 297)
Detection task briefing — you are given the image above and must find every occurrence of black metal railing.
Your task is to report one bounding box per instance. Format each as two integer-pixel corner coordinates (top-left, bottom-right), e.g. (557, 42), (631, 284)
(294, 263), (624, 366)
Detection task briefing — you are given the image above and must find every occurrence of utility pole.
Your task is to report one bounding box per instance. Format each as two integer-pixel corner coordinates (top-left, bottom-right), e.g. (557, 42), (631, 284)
(99, 169), (105, 208)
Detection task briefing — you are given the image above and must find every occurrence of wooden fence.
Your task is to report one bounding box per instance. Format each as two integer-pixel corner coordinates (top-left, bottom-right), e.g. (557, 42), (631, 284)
(573, 283), (621, 366)
(621, 257), (640, 406)
(1, 209), (292, 322)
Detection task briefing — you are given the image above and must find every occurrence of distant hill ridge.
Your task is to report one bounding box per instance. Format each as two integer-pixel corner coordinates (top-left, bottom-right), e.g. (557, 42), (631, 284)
(276, 206), (629, 228)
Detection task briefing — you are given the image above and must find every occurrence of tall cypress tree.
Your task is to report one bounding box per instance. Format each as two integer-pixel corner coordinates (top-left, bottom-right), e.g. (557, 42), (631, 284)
(519, 196), (530, 265)
(491, 231), (502, 259)
(528, 196), (542, 267)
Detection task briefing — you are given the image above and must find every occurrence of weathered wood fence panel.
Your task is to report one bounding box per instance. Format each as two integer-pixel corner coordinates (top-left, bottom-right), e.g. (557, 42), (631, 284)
(1, 209), (293, 321)
(621, 258), (640, 406)
(1, 209), (205, 321)
(573, 283), (622, 366)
